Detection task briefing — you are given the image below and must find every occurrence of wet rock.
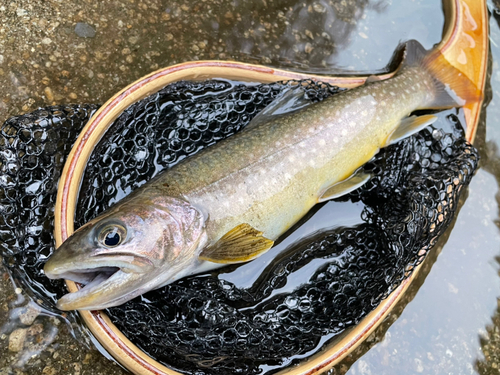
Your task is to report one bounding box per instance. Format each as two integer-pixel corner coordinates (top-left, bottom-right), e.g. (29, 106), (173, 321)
(27, 323), (44, 336)
(312, 3), (326, 13)
(75, 22), (96, 38)
(42, 366), (57, 375)
(16, 8), (27, 17)
(82, 353), (92, 364)
(8, 328), (27, 352)
(415, 358), (424, 372)
(18, 303), (41, 325)
(44, 87), (54, 102)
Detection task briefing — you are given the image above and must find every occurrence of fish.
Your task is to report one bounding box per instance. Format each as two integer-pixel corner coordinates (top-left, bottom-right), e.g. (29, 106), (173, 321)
(44, 40), (478, 310)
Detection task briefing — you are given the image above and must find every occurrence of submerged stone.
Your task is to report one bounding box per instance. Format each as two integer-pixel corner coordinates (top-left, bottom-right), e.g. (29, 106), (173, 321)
(8, 328), (27, 352)
(75, 22), (96, 38)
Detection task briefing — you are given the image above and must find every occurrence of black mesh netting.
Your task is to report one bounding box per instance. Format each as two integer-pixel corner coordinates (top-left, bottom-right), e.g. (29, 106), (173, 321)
(0, 104), (100, 304)
(0, 79), (478, 375)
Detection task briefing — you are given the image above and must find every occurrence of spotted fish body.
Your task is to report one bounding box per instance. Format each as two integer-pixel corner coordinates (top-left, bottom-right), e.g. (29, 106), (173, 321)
(170, 65), (435, 243)
(44, 40), (477, 310)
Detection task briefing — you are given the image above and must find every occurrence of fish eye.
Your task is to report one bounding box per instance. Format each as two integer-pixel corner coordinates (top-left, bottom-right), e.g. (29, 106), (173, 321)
(98, 225), (126, 248)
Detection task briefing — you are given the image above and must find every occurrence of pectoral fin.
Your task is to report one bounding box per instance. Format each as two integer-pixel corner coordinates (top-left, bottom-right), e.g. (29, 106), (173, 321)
(199, 223), (274, 264)
(318, 169), (371, 202)
(387, 114), (437, 145)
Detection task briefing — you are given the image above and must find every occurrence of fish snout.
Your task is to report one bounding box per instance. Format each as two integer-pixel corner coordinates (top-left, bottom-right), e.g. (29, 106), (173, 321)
(43, 252), (74, 279)
(43, 258), (58, 279)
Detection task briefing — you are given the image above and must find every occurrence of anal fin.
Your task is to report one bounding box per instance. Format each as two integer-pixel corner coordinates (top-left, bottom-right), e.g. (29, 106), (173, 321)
(199, 223), (274, 264)
(387, 114), (437, 145)
(319, 169), (371, 202)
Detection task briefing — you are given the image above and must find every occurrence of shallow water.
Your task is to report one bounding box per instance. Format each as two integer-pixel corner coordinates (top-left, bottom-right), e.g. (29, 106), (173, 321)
(0, 0), (499, 374)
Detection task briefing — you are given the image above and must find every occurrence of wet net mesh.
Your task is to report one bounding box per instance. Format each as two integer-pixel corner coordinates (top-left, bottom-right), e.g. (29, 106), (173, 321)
(0, 79), (478, 374)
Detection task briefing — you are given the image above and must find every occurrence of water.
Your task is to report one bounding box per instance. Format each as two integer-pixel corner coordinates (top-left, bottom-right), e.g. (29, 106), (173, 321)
(0, 0), (499, 374)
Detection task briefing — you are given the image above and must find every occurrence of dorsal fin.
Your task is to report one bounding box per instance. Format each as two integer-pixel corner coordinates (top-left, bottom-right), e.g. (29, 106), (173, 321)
(245, 87), (312, 130)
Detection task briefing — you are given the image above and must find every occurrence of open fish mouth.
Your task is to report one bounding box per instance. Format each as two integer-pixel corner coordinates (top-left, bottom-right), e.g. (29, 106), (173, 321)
(55, 266), (121, 285)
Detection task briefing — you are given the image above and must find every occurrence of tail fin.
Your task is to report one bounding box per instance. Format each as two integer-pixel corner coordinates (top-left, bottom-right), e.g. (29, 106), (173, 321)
(400, 40), (481, 109)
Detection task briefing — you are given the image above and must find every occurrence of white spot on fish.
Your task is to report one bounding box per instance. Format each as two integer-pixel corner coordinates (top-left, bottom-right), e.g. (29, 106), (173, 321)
(333, 137), (339, 143)
(342, 129), (348, 136)
(319, 139), (326, 146)
(361, 110), (367, 117)
(381, 101), (387, 106)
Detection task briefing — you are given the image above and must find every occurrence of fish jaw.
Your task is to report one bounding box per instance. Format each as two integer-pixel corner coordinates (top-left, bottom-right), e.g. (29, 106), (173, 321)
(55, 269), (145, 311)
(44, 253), (153, 310)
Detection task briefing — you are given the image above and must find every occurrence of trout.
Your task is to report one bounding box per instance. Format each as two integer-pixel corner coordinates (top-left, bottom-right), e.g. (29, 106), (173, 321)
(44, 40), (477, 310)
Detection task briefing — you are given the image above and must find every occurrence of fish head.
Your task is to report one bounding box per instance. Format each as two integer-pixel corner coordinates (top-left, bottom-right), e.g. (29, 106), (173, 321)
(44, 195), (206, 311)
